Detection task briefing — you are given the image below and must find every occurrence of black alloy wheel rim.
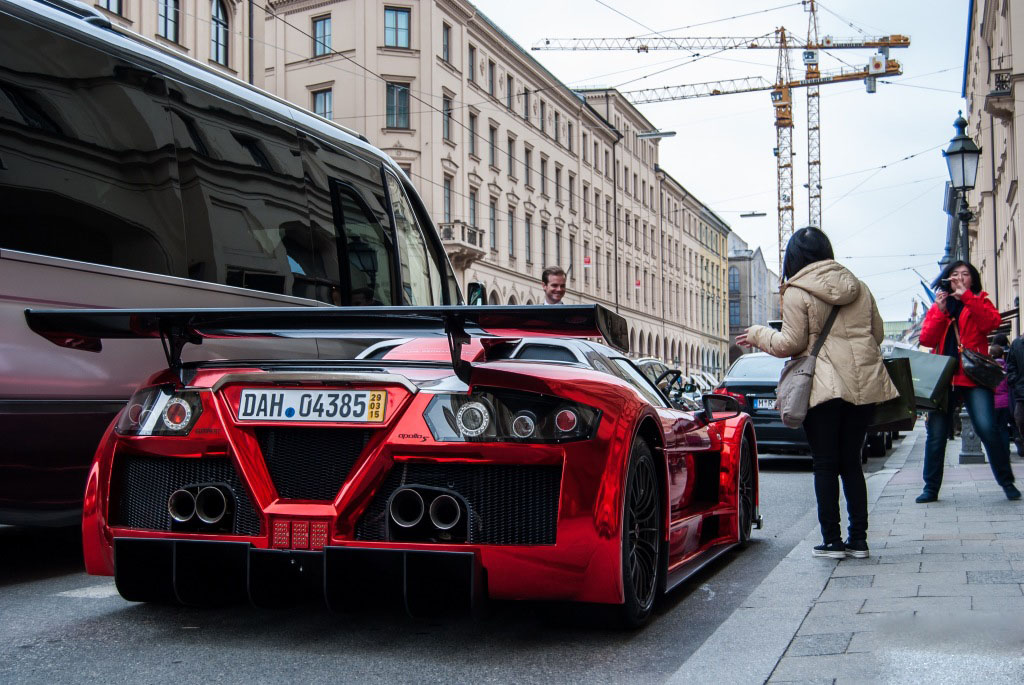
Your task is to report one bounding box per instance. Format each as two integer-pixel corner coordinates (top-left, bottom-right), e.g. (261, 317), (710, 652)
(627, 454), (659, 608)
(738, 440), (755, 537)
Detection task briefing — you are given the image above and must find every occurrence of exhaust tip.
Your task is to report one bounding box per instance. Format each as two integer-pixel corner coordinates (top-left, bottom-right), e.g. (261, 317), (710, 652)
(168, 489), (196, 523)
(390, 488), (425, 528)
(195, 486), (228, 525)
(428, 494), (462, 531)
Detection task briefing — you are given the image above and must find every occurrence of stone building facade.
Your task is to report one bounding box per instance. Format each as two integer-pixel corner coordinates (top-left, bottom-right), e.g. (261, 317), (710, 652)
(248, 0), (727, 372)
(963, 0), (1022, 334)
(727, 233), (780, 364)
(93, 0), (265, 85)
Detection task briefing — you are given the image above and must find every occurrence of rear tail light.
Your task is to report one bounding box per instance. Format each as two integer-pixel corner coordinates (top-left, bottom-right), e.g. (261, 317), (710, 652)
(116, 385), (204, 436)
(713, 387), (747, 408)
(423, 388), (600, 443)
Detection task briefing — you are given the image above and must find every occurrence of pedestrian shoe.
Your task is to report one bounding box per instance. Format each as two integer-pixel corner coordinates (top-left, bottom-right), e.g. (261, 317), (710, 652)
(915, 491), (938, 503)
(1005, 484), (1022, 501)
(844, 539), (870, 559)
(812, 541), (846, 559)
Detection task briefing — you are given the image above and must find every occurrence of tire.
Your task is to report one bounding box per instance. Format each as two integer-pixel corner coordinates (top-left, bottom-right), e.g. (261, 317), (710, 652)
(737, 435), (755, 545)
(869, 433), (886, 457)
(885, 432), (893, 450)
(619, 438), (661, 629)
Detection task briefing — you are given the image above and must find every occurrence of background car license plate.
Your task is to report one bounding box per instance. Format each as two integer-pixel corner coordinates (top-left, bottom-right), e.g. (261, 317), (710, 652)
(238, 389), (386, 422)
(753, 398), (776, 409)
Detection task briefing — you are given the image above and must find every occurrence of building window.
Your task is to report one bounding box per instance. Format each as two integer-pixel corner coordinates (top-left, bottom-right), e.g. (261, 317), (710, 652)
(583, 240), (590, 286)
(384, 7), (410, 48)
(540, 158), (547, 196)
(730, 300), (740, 326)
(507, 136), (515, 176)
(469, 189), (478, 227)
(524, 148), (532, 186)
(554, 166), (561, 203)
(607, 250), (612, 291)
(157, 0), (179, 42)
(386, 82), (409, 128)
(442, 23), (451, 62)
(555, 229), (562, 266)
(582, 133), (588, 162)
(522, 88), (530, 120)
(540, 101), (546, 133)
(582, 182), (589, 221)
(567, 122), (573, 152)
(211, 0), (229, 66)
(488, 126), (497, 167)
(488, 60), (495, 96)
(554, 111), (560, 144)
(541, 223), (548, 266)
(312, 89), (333, 120)
(99, 0), (122, 15)
(506, 75), (513, 109)
(313, 15), (331, 56)
(508, 207), (515, 257)
(443, 176), (452, 223)
(468, 45), (476, 81)
(525, 216), (532, 263)
(568, 235), (575, 279)
(468, 113), (477, 156)
(489, 200), (497, 250)
(728, 266), (740, 292)
(568, 173), (575, 211)
(442, 95), (453, 140)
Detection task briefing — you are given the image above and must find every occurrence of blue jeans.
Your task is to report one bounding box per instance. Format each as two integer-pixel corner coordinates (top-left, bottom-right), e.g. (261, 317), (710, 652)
(923, 386), (1017, 495)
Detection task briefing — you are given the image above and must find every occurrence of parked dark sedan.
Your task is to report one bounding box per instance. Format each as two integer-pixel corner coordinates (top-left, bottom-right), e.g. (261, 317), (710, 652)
(715, 353), (809, 454)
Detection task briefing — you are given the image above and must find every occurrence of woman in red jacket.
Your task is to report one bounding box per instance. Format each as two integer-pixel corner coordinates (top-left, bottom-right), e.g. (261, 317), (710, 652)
(918, 261), (1020, 502)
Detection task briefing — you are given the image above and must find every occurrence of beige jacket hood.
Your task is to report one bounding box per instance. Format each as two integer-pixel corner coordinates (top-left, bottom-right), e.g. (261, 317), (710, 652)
(747, 260), (898, 409)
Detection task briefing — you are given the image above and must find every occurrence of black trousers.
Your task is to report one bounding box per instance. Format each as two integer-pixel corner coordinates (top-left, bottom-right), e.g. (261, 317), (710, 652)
(803, 399), (874, 544)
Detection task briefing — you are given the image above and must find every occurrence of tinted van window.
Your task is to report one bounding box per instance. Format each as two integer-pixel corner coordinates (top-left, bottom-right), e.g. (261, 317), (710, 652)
(0, 15), (186, 275)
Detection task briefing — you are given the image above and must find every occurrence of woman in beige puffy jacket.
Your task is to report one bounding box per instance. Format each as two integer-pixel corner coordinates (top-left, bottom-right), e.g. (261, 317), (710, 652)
(738, 228), (897, 560)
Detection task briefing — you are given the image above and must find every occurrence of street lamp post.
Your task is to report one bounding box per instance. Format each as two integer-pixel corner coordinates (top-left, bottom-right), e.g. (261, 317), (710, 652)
(942, 112), (984, 464)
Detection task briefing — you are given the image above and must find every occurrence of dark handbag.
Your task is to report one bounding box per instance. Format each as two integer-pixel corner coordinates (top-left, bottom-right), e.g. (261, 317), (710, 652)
(869, 357), (916, 432)
(955, 323), (1005, 390)
(887, 347), (959, 410)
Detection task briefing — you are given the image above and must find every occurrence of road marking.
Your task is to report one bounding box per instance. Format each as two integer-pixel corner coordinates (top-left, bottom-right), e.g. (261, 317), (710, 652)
(56, 583), (119, 599)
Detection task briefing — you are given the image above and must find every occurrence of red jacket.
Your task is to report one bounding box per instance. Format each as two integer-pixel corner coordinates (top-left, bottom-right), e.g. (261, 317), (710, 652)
(919, 289), (1002, 387)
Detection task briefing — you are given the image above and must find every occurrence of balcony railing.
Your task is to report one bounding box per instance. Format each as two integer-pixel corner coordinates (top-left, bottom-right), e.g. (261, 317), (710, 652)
(438, 221), (486, 269)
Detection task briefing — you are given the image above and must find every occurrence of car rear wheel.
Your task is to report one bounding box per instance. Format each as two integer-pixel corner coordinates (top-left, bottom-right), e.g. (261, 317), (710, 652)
(620, 438), (661, 628)
(738, 435), (755, 545)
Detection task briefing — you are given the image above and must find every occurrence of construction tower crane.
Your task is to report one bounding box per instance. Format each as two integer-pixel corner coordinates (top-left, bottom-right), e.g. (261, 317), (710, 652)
(533, 2), (908, 267)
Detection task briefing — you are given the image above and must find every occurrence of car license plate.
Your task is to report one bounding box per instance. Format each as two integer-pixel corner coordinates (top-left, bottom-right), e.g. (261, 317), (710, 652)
(238, 389), (387, 422)
(753, 398), (776, 410)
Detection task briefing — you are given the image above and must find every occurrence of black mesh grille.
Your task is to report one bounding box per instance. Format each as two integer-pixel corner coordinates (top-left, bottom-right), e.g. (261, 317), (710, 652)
(356, 463), (562, 545)
(110, 455), (261, 535)
(255, 427), (371, 500)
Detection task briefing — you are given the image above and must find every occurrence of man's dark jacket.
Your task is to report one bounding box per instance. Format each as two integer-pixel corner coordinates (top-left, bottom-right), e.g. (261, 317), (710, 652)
(1006, 336), (1024, 401)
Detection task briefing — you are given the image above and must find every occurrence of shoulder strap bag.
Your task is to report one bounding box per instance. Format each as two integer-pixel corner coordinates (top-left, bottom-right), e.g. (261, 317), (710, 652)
(954, 322), (1005, 390)
(776, 305), (841, 429)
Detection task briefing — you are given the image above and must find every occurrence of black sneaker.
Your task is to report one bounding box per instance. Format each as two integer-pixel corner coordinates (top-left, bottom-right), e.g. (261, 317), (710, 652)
(812, 541), (846, 559)
(844, 539), (870, 559)
(1004, 484), (1022, 501)
(915, 491), (938, 503)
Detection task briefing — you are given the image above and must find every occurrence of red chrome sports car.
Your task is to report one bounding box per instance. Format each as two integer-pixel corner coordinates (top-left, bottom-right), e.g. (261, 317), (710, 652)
(26, 304), (760, 626)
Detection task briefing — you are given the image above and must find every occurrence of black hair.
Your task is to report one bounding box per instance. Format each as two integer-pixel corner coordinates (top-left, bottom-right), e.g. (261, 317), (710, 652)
(994, 333), (1010, 348)
(782, 227), (834, 280)
(936, 260), (982, 294)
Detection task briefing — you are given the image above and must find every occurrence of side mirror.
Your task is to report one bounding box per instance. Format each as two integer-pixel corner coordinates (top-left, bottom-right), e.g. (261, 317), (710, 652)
(700, 393), (742, 422)
(466, 281), (485, 306)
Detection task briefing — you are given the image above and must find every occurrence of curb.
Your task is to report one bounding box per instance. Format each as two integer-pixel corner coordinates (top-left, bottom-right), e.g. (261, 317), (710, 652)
(666, 431), (920, 684)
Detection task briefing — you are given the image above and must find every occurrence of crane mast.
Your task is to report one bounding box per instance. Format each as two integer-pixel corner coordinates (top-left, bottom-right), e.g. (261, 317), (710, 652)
(533, 6), (909, 269)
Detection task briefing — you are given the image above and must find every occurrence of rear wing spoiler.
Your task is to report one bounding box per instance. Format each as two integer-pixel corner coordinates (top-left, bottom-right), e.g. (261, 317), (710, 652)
(25, 304), (629, 383)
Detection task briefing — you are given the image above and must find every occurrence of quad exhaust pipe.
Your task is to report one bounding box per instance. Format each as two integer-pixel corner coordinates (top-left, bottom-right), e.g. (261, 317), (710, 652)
(168, 489), (196, 523)
(195, 486), (228, 525)
(428, 494), (461, 531)
(168, 485), (230, 526)
(389, 488), (425, 528)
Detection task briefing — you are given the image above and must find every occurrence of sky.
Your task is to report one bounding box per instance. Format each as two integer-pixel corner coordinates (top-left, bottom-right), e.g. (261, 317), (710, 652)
(471, 0), (969, 321)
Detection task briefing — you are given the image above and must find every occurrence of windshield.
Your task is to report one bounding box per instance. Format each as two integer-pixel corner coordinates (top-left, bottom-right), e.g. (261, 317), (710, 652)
(725, 354), (787, 381)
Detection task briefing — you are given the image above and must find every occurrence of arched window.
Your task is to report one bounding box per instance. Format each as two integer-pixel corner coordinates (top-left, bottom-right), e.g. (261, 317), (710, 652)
(211, 0), (229, 66)
(728, 266), (740, 293)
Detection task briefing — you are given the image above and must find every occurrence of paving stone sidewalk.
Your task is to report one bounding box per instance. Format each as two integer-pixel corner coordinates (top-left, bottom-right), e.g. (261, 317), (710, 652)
(669, 426), (1024, 685)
